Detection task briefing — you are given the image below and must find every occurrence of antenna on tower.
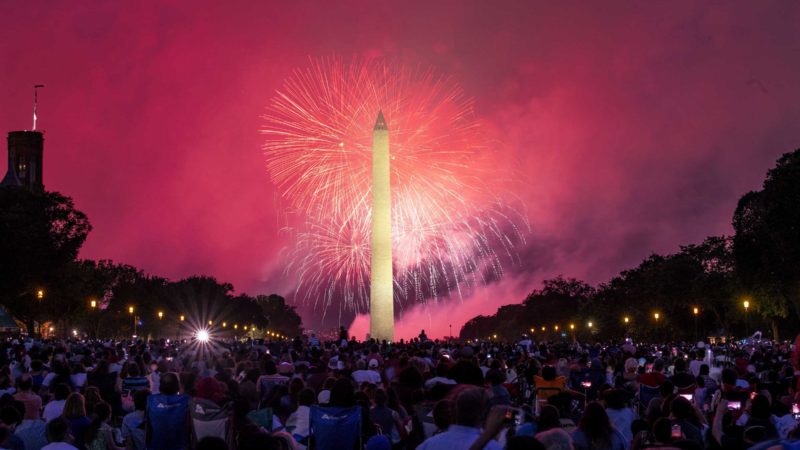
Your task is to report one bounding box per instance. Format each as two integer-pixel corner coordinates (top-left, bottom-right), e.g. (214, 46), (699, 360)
(33, 84), (45, 131)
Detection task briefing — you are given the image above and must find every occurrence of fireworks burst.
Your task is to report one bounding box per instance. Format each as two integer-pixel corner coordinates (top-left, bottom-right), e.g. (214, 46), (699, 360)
(262, 57), (527, 317)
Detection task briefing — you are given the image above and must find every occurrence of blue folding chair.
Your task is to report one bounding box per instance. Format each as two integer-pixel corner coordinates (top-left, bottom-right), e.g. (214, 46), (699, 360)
(637, 384), (660, 416)
(310, 406), (361, 450)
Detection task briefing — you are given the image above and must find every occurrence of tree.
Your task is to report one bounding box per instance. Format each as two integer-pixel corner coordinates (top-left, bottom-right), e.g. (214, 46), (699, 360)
(0, 188), (91, 332)
(733, 149), (800, 339)
(256, 294), (303, 337)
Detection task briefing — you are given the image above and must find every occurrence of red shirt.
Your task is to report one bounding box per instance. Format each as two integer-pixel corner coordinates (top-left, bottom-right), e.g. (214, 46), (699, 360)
(637, 372), (666, 387)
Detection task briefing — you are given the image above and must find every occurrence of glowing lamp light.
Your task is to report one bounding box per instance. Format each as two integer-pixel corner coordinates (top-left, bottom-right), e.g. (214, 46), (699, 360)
(128, 306), (134, 314)
(37, 289), (44, 300)
(588, 322), (593, 328)
(90, 300), (97, 309)
(196, 329), (210, 343)
(222, 322), (227, 328)
(208, 320), (213, 326)
(48, 326), (54, 332)
(654, 313), (660, 320)
(180, 315), (185, 321)
(541, 326), (546, 331)
(743, 300), (750, 310)
(554, 325), (559, 331)
(693, 307), (699, 315)
(244, 326), (248, 331)
(158, 311), (164, 319)
(570, 324), (575, 330)
(72, 330), (78, 336)
(234, 324), (238, 329)
(624, 316), (629, 324)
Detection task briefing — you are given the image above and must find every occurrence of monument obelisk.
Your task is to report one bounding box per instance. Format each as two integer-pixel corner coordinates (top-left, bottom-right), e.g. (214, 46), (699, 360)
(370, 111), (394, 341)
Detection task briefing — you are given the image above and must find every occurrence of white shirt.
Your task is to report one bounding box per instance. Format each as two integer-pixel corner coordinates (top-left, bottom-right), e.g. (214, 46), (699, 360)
(352, 370), (382, 385)
(42, 399), (66, 422)
(41, 372), (57, 388)
(41, 443), (78, 450)
(70, 373), (87, 388)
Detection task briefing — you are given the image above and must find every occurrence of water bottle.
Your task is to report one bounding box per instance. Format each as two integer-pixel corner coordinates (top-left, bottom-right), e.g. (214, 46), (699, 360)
(671, 423), (682, 439)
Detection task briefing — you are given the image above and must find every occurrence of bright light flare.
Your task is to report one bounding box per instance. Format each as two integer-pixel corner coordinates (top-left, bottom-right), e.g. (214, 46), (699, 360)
(196, 329), (210, 343)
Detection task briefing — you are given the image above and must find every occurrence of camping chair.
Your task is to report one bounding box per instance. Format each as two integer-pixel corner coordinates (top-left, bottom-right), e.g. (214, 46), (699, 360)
(637, 384), (660, 416)
(190, 398), (233, 447)
(533, 387), (563, 416)
(309, 406), (362, 450)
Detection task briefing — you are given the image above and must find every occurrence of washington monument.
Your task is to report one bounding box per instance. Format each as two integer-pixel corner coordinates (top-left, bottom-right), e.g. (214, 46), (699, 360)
(370, 111), (394, 341)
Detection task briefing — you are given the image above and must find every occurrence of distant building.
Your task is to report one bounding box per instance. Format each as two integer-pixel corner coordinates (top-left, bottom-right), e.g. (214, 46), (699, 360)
(0, 130), (44, 193)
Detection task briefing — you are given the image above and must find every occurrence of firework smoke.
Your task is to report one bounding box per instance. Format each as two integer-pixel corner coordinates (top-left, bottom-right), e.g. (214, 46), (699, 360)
(262, 57), (527, 318)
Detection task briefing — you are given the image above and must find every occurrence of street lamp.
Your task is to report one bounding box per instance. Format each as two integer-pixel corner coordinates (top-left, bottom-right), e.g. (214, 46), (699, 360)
(222, 322), (227, 328)
(743, 300), (750, 336)
(128, 306), (137, 336)
(180, 315), (185, 321)
(208, 320), (213, 326)
(653, 313), (660, 321)
(158, 311), (164, 320)
(37, 289), (45, 300)
(623, 316), (630, 324)
(587, 321), (593, 328)
(541, 326), (546, 331)
(90, 299), (97, 309)
(693, 307), (699, 341)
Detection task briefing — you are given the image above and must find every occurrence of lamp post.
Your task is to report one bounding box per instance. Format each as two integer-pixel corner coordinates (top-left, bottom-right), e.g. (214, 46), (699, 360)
(743, 300), (750, 337)
(128, 306), (137, 337)
(89, 300), (97, 338)
(693, 307), (699, 342)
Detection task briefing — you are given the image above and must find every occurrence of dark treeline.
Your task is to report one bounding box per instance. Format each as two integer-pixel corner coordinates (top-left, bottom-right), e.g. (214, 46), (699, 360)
(0, 188), (303, 338)
(462, 148), (800, 342)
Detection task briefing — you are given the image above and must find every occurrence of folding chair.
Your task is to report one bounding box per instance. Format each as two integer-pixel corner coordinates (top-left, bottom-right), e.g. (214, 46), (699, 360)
(637, 384), (660, 416)
(533, 387), (562, 416)
(190, 398), (232, 447)
(309, 406), (362, 450)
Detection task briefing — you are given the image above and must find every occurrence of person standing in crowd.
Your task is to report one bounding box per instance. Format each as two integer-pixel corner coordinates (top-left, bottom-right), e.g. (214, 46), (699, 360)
(42, 418), (78, 450)
(43, 384), (71, 422)
(85, 402), (124, 450)
(570, 402), (626, 450)
(121, 390), (149, 450)
(417, 387), (502, 450)
(61, 393), (91, 450)
(13, 374), (42, 421)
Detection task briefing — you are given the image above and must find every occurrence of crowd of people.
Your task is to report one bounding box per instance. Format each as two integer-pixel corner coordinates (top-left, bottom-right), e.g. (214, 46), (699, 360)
(0, 327), (798, 450)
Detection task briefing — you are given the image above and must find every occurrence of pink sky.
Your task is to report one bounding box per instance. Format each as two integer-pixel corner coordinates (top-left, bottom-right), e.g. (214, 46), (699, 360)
(3, 2), (800, 338)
